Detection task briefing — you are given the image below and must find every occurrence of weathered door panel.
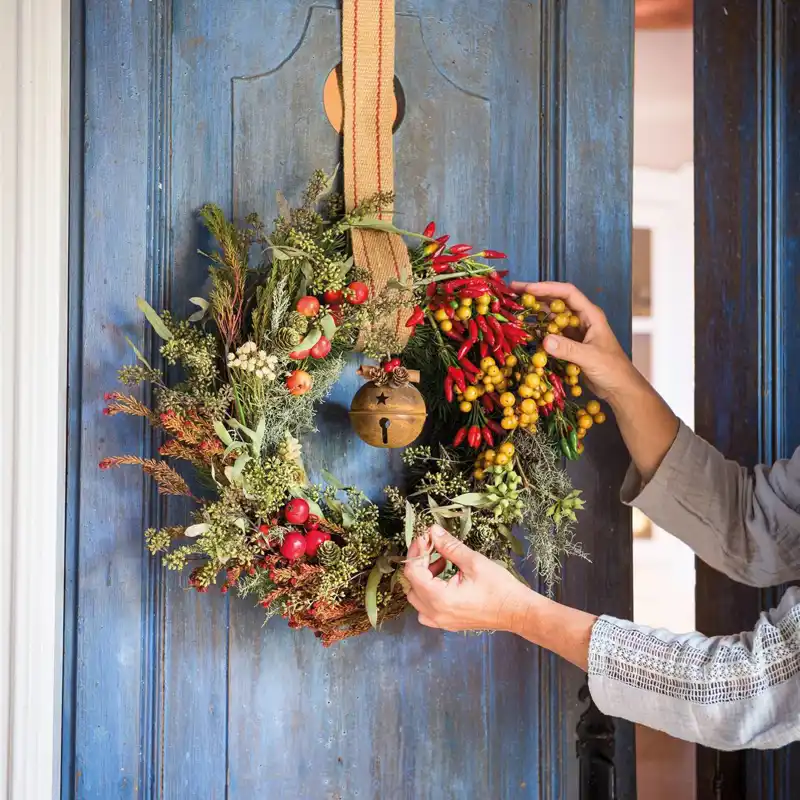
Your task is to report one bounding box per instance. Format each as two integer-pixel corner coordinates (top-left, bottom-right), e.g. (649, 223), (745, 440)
(65, 2), (634, 797)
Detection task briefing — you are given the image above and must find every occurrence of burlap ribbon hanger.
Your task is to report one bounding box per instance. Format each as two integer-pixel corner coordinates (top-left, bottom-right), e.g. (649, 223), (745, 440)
(342, 0), (413, 350)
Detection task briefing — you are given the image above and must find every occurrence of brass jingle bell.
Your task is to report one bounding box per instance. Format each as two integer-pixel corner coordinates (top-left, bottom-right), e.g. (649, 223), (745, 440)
(349, 365), (427, 449)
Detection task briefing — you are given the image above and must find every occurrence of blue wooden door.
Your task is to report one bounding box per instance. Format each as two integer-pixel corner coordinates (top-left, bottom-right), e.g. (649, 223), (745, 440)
(64, 2), (634, 798)
(694, 2), (800, 798)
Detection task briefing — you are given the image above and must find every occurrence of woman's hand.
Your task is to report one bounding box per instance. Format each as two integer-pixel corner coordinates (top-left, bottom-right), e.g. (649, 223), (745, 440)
(404, 525), (597, 671)
(512, 280), (678, 483)
(404, 525), (538, 633)
(510, 280), (641, 401)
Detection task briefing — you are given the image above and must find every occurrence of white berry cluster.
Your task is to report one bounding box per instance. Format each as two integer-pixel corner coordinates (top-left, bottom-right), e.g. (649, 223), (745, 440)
(227, 342), (278, 381)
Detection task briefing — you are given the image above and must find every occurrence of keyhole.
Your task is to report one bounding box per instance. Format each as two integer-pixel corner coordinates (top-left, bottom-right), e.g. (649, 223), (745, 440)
(379, 417), (391, 445)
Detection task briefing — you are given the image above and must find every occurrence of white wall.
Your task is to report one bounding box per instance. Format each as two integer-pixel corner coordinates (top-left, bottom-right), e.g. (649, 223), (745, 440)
(631, 29), (696, 634)
(634, 29), (693, 171)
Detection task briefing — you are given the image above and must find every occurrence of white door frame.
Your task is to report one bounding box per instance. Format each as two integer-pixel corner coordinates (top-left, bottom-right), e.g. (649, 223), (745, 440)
(0, 0), (69, 797)
(631, 164), (696, 633)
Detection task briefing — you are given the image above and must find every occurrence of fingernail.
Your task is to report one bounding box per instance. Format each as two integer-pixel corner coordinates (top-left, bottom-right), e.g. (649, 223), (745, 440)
(431, 526), (444, 538)
(544, 335), (558, 352)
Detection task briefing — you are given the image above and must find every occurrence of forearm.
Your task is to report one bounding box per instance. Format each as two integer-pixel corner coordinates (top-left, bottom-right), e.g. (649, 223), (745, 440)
(588, 588), (800, 750)
(508, 592), (596, 672)
(607, 362), (679, 483)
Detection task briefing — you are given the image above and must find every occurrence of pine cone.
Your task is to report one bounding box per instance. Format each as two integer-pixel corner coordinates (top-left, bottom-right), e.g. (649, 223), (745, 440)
(390, 366), (410, 387)
(274, 327), (302, 352)
(317, 540), (342, 566)
(288, 312), (310, 334)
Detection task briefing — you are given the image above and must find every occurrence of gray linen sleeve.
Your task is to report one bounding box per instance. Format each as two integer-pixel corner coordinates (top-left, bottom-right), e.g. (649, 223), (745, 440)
(587, 587), (800, 750)
(620, 421), (800, 586)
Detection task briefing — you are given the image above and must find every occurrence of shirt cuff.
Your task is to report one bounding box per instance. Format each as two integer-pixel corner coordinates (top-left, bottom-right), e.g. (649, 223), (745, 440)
(619, 420), (695, 512)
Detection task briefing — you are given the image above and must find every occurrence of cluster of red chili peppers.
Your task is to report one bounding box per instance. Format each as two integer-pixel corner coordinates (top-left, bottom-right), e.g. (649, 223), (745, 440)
(399, 222), (603, 462)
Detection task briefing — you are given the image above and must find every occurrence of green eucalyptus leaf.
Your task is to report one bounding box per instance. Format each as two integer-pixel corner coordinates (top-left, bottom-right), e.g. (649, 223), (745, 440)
(231, 453), (250, 482)
(227, 417), (258, 442)
(295, 327), (323, 352)
(270, 246), (292, 261)
(451, 492), (492, 508)
(460, 507), (473, 539)
(187, 296), (209, 323)
(137, 297), (173, 341)
(124, 336), (153, 370)
(365, 563), (382, 629)
(337, 256), (354, 281)
(404, 501), (415, 548)
(322, 469), (345, 491)
(213, 420), (234, 446)
(252, 416), (266, 455)
(319, 313), (337, 341)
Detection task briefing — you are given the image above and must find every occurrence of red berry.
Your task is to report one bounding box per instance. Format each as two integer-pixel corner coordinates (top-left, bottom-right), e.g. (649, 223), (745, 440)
(288, 347), (311, 361)
(280, 532), (307, 561)
(258, 523), (270, 535)
(296, 295), (321, 317)
(323, 289), (344, 304)
(286, 369), (313, 396)
(346, 281), (369, 305)
(284, 497), (310, 525)
(305, 528), (331, 558)
(310, 335), (331, 359)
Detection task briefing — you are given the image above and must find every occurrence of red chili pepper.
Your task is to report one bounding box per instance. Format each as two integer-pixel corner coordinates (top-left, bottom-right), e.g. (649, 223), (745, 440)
(481, 427), (494, 447)
(490, 299), (501, 313)
(425, 282), (438, 297)
(541, 403), (554, 417)
(453, 426), (467, 446)
(503, 326), (530, 345)
(459, 287), (491, 299)
(482, 250), (507, 259)
(467, 319), (479, 342)
(443, 330), (463, 342)
(423, 221), (436, 238)
(479, 340), (489, 359)
(444, 278), (472, 291)
(448, 366), (467, 393)
(476, 315), (495, 345)
(496, 270), (509, 277)
(451, 320), (466, 335)
(481, 394), (494, 412)
(444, 305), (455, 319)
(549, 373), (565, 399)
(486, 419), (505, 436)
(457, 341), (472, 361)
(555, 396), (565, 411)
(405, 307), (425, 328)
(467, 425), (482, 448)
(444, 376), (455, 403)
(502, 298), (525, 312)
(431, 261), (453, 274)
(459, 356), (480, 376)
(433, 254), (465, 267)
(449, 244), (472, 255)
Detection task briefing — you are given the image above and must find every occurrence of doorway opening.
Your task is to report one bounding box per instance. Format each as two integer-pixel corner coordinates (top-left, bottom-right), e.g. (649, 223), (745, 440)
(632, 2), (695, 798)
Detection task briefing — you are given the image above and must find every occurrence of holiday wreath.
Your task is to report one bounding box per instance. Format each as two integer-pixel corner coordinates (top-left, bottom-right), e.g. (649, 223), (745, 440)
(100, 172), (604, 646)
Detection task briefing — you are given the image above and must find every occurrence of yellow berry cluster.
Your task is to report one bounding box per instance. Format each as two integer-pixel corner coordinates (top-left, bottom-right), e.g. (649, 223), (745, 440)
(574, 399), (607, 442)
(473, 441), (515, 481)
(433, 292), (496, 333)
(521, 294), (580, 333)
